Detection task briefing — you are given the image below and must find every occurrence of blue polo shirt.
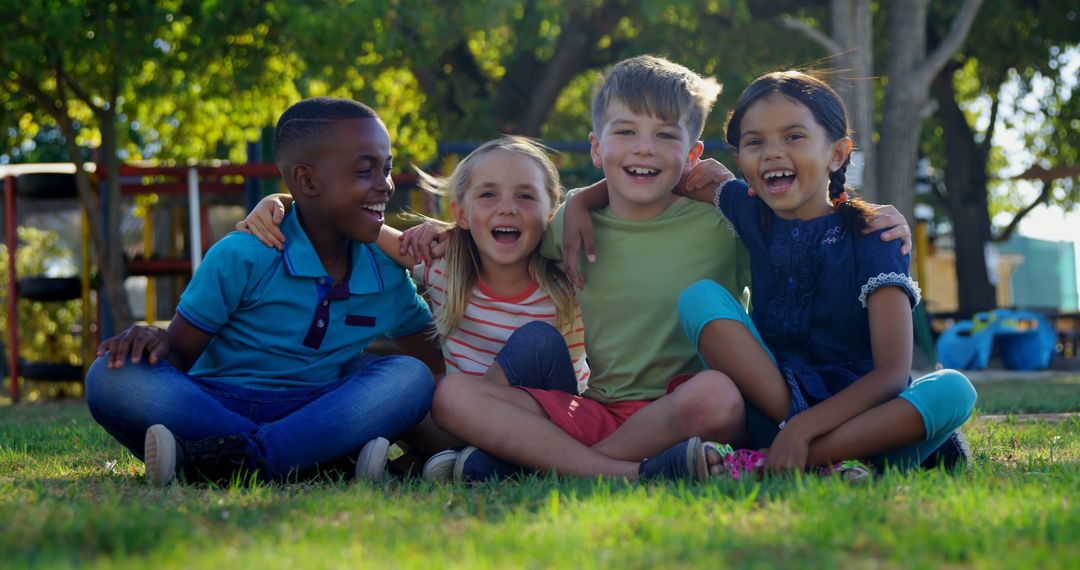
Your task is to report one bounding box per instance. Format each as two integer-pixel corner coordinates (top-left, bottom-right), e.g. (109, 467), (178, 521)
(176, 207), (431, 389)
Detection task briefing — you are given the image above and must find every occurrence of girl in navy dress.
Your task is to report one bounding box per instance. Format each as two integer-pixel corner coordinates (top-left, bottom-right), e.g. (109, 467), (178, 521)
(678, 71), (976, 478)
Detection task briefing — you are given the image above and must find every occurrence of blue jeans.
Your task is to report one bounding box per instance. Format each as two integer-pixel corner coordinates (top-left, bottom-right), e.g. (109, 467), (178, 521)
(85, 353), (434, 480)
(495, 321), (579, 394)
(679, 279), (977, 469)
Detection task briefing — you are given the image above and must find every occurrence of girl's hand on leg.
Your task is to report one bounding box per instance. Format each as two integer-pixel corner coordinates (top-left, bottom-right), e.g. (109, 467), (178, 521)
(762, 427), (810, 472)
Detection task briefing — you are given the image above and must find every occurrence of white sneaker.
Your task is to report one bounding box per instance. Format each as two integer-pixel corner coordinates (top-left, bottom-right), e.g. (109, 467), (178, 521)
(354, 437), (390, 482)
(421, 449), (461, 482)
(144, 424), (178, 486)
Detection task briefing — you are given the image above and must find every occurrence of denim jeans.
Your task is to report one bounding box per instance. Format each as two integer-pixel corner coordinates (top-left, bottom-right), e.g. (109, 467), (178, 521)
(85, 353), (434, 480)
(495, 321), (579, 394)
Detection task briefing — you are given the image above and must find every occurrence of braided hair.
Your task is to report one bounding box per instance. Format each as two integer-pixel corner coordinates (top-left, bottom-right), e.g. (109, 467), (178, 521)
(725, 71), (873, 231)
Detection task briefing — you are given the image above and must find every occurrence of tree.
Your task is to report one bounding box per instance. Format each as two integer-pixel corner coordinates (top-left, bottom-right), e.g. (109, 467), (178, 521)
(926, 0), (1080, 315)
(1, 0), (283, 331)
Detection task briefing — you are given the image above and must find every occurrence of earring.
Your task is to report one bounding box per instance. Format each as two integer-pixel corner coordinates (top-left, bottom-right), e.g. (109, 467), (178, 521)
(747, 186), (756, 198)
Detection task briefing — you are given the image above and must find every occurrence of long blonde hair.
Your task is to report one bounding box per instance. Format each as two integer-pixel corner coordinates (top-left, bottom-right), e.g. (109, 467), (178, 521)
(415, 136), (577, 340)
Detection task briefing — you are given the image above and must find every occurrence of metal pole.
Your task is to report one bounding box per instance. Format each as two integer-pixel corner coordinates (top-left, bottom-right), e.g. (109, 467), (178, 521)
(5, 176), (20, 401)
(187, 167), (202, 271)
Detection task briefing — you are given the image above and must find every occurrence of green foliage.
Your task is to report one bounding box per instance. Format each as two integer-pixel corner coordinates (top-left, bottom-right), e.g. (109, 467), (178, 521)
(0, 228), (83, 367)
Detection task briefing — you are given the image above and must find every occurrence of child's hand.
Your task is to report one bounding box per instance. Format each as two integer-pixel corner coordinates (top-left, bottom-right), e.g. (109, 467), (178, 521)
(763, 426), (810, 472)
(675, 158), (735, 200)
(560, 196), (597, 289)
(97, 326), (170, 369)
(399, 221), (449, 265)
(236, 195), (288, 250)
(864, 204), (912, 255)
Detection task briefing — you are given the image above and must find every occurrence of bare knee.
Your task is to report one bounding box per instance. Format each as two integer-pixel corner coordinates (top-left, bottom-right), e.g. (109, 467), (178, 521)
(430, 374), (473, 431)
(670, 371), (745, 439)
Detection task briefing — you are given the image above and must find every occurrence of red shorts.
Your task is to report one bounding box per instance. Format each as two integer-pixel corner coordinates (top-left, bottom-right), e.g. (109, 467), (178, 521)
(518, 374), (696, 446)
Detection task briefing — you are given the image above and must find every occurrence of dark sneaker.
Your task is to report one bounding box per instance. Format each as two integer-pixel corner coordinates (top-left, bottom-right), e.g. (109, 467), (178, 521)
(638, 436), (709, 481)
(453, 447), (525, 482)
(921, 430), (972, 471)
(421, 448), (461, 482)
(144, 424), (251, 486)
(354, 437), (390, 482)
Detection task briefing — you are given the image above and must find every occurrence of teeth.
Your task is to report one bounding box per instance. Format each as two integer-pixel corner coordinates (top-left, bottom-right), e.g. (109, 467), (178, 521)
(763, 170), (795, 180)
(493, 227), (519, 233)
(362, 203), (386, 212)
(627, 166), (658, 175)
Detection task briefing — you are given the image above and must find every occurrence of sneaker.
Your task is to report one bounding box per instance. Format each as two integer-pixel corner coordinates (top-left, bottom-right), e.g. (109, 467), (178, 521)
(354, 437), (390, 482)
(421, 449), (461, 482)
(638, 437), (709, 481)
(453, 447), (524, 482)
(921, 430), (971, 471)
(817, 459), (873, 483)
(710, 444), (765, 481)
(144, 424), (250, 486)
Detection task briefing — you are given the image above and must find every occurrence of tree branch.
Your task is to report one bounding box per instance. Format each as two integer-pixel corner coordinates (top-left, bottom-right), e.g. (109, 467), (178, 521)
(979, 87), (1001, 158)
(913, 0), (984, 88)
(993, 181), (1053, 243)
(778, 14), (842, 54)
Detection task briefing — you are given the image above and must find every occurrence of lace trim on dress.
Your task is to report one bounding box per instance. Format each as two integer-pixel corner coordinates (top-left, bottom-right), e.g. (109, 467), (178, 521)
(858, 272), (922, 308)
(713, 185), (740, 239)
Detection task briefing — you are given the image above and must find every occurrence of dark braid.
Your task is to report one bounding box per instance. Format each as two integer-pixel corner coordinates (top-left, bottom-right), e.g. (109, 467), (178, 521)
(829, 156), (874, 230)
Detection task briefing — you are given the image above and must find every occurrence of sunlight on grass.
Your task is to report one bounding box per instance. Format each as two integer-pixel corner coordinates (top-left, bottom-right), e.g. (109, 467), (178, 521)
(1, 382), (1077, 568)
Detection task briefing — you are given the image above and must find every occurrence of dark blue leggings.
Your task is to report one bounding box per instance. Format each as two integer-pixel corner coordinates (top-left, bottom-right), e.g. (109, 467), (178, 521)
(494, 321), (579, 394)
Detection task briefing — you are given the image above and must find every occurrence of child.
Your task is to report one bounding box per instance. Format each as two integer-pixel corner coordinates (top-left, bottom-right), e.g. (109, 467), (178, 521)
(240, 137), (590, 477)
(406, 56), (762, 481)
(84, 97), (439, 486)
(675, 71), (977, 475)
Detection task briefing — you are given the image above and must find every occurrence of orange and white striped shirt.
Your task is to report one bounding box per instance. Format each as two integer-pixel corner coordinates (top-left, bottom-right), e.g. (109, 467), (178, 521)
(414, 260), (589, 393)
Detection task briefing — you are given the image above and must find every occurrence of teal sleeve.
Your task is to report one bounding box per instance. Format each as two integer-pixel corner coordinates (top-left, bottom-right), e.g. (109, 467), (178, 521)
(177, 233), (269, 333)
(540, 200), (567, 262)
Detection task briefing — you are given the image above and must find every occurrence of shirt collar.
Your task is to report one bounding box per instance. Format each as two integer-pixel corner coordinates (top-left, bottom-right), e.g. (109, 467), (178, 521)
(281, 206), (384, 295)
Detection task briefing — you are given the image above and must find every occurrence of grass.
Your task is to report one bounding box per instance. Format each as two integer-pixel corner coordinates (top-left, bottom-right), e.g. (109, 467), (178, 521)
(1, 376), (1078, 569)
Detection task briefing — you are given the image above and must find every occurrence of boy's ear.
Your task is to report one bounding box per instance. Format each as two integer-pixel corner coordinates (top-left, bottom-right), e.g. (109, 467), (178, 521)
(289, 162), (320, 198)
(588, 132), (602, 168)
(830, 137), (854, 172)
(686, 140), (704, 168)
(450, 199), (469, 230)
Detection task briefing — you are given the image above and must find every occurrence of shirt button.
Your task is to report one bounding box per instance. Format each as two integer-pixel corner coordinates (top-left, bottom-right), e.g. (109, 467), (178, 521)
(318, 278), (327, 285)
(792, 228), (800, 237)
(317, 319), (325, 328)
(322, 300), (329, 306)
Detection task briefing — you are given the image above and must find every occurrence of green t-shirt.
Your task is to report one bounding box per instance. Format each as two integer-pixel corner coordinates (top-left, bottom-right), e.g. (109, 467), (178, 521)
(542, 195), (751, 403)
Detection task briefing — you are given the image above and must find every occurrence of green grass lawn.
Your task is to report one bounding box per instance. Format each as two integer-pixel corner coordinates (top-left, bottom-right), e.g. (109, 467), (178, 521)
(2, 377), (1078, 569)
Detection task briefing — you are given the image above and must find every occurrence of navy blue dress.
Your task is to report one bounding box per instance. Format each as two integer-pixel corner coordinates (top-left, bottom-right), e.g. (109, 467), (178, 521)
(718, 181), (921, 417)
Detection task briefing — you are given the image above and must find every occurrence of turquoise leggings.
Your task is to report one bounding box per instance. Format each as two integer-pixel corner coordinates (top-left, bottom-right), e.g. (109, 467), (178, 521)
(678, 279), (977, 469)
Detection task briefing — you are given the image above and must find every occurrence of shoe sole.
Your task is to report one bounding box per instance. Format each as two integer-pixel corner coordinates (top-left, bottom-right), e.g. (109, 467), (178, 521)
(685, 436), (707, 481)
(421, 449), (460, 482)
(355, 437), (390, 482)
(452, 446), (479, 482)
(144, 424), (178, 486)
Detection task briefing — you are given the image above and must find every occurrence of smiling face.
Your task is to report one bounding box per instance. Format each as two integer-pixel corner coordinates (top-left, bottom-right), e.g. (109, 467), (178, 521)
(589, 100), (702, 221)
(451, 148), (553, 280)
(303, 117), (394, 243)
(735, 93), (850, 221)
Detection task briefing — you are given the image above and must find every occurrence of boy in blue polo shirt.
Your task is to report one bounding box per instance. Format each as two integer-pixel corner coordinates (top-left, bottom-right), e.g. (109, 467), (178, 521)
(85, 97), (439, 486)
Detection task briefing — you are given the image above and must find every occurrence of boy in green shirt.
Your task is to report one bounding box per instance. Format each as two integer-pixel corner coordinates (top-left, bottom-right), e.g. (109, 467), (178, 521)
(428, 56), (750, 480)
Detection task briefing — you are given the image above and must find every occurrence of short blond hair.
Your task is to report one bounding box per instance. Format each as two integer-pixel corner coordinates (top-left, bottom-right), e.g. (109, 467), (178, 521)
(591, 55), (721, 141)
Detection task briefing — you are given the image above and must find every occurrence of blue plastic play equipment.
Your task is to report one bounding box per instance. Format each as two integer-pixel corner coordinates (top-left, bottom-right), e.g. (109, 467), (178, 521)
(936, 309), (1057, 370)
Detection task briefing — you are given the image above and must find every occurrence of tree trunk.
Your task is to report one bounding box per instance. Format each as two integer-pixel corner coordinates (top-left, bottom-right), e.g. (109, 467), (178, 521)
(932, 68), (997, 315)
(831, 0), (877, 198)
(98, 114), (134, 332)
(877, 0), (930, 224)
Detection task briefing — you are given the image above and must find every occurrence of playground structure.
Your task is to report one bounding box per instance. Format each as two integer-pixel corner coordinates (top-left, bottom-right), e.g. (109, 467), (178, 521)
(3, 161), (277, 401)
